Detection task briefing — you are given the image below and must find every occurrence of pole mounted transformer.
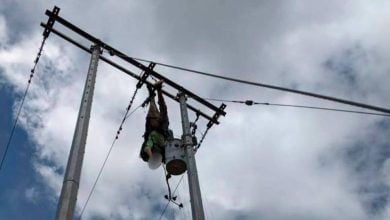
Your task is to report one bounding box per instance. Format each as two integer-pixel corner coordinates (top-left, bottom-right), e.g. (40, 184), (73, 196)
(56, 45), (101, 220)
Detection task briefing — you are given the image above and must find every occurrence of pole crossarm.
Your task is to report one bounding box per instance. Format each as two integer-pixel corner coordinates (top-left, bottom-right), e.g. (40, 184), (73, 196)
(43, 8), (226, 121)
(41, 22), (219, 124)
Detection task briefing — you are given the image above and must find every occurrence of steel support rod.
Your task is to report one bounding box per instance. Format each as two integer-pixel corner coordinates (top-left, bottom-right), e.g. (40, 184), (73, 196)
(56, 44), (101, 220)
(179, 92), (205, 220)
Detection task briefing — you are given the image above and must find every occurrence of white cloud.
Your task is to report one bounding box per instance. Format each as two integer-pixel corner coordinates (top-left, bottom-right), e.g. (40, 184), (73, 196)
(1, 1), (390, 220)
(25, 187), (39, 204)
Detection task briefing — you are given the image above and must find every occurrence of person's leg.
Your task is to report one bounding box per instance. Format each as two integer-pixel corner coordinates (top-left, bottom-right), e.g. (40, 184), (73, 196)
(147, 97), (160, 118)
(146, 84), (160, 122)
(155, 81), (169, 130)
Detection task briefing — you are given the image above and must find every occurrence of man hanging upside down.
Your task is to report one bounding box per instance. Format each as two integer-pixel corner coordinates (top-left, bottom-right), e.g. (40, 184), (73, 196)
(140, 80), (169, 162)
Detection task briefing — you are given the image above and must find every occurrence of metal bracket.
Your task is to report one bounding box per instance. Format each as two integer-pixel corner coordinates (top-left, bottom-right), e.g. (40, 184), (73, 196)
(136, 62), (155, 89)
(207, 103), (227, 128)
(43, 6), (60, 38)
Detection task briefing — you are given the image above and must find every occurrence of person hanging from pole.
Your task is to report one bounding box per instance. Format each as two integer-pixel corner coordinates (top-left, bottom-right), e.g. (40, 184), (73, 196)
(140, 80), (170, 163)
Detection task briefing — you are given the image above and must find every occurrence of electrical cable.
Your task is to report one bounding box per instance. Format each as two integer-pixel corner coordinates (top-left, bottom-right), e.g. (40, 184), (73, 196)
(204, 98), (390, 116)
(163, 165), (173, 201)
(78, 88), (145, 219)
(159, 175), (185, 220)
(195, 127), (210, 151)
(0, 36), (47, 170)
(108, 52), (390, 115)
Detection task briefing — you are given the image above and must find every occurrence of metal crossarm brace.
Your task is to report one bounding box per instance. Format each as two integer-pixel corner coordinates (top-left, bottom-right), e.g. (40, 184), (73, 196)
(39, 23), (223, 124)
(137, 62), (155, 89)
(44, 8), (226, 117)
(42, 6), (60, 38)
(207, 103), (226, 128)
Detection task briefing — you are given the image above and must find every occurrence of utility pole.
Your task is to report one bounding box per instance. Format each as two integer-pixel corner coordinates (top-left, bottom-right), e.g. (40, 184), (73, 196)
(178, 92), (205, 220)
(56, 44), (101, 220)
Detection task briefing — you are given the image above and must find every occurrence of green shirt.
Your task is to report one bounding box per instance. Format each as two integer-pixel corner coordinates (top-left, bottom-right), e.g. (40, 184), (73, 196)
(145, 130), (165, 151)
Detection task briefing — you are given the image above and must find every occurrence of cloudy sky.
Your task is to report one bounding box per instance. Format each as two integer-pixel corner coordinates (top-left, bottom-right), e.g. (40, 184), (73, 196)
(1, 0), (390, 219)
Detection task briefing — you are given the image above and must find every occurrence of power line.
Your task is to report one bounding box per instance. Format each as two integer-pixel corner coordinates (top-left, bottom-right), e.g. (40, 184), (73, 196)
(159, 175), (185, 220)
(0, 36), (47, 171)
(78, 94), (144, 219)
(205, 98), (390, 116)
(108, 53), (390, 115)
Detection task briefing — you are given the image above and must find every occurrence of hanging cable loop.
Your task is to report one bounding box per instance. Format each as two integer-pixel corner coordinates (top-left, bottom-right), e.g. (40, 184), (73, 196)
(159, 175), (185, 220)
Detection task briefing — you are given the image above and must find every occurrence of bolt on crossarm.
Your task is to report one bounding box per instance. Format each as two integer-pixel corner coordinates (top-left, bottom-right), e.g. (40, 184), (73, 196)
(56, 44), (101, 220)
(178, 92), (205, 220)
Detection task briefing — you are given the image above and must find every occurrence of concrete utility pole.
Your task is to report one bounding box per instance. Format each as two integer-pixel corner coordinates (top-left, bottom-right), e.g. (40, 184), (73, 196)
(56, 44), (101, 220)
(178, 92), (205, 220)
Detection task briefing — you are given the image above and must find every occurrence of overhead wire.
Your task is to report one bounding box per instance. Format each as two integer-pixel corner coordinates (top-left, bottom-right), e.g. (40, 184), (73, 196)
(0, 36), (47, 171)
(195, 127), (211, 151)
(78, 84), (146, 219)
(78, 104), (142, 219)
(204, 98), (390, 116)
(109, 53), (390, 115)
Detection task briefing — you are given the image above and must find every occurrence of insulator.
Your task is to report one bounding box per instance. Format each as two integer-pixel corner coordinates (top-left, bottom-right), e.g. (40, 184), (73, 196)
(192, 136), (198, 146)
(245, 100), (254, 106)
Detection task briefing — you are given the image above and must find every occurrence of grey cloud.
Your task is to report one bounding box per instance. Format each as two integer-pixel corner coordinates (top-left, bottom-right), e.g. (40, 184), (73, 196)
(2, 1), (390, 220)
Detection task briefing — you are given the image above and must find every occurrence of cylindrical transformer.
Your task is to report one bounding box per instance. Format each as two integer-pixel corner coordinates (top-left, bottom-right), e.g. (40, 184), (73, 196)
(165, 138), (187, 175)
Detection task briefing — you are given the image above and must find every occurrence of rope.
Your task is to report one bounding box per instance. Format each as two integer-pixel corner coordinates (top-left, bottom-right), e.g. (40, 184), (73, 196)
(205, 98), (390, 116)
(0, 36), (47, 170)
(78, 86), (144, 219)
